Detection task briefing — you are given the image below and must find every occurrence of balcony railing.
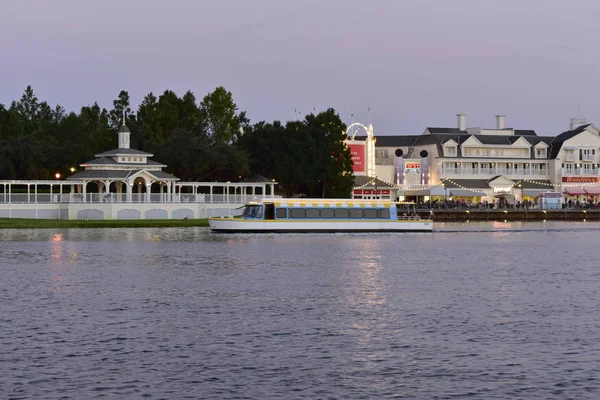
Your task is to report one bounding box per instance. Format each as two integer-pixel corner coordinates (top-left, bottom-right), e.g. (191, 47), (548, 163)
(440, 167), (548, 176)
(0, 193), (276, 204)
(562, 168), (600, 176)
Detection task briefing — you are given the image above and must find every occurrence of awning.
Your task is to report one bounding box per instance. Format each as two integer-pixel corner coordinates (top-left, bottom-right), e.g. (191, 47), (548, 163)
(523, 189), (548, 196)
(402, 185), (446, 197)
(585, 187), (600, 195)
(449, 189), (485, 197)
(564, 187), (586, 195)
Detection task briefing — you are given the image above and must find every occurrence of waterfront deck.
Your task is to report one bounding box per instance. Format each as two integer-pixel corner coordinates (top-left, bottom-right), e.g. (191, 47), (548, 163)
(419, 209), (600, 222)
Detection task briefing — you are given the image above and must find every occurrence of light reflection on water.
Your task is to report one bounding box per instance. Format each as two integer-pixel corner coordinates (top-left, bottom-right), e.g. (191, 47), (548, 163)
(1, 222), (600, 399)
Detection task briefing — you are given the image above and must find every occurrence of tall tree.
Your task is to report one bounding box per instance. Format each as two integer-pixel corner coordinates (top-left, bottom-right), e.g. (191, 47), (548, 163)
(137, 92), (160, 142)
(109, 90), (131, 130)
(11, 85), (39, 123)
(156, 90), (181, 139)
(199, 86), (238, 144)
(179, 90), (203, 135)
(303, 109), (354, 197)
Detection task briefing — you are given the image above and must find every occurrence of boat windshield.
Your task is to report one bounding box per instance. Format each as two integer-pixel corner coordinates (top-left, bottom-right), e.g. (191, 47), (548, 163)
(242, 205), (261, 218)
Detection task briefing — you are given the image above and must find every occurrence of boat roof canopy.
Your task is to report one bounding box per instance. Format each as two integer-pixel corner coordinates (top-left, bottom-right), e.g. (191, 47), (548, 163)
(248, 199), (415, 206)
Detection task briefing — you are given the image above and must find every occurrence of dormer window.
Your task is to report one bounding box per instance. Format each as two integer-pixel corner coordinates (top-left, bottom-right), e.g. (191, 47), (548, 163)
(564, 148), (576, 162)
(444, 145), (457, 157)
(535, 148), (546, 158)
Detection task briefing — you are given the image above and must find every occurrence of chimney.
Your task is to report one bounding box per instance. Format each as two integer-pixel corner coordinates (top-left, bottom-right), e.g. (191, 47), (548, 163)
(495, 114), (505, 129)
(456, 113), (467, 131)
(569, 117), (588, 130)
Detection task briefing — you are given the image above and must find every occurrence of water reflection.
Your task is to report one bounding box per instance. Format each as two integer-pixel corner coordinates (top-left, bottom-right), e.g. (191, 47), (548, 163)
(1, 223), (600, 399)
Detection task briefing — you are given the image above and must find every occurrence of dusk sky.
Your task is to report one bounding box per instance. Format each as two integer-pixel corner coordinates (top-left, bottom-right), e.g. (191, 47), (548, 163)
(2, 0), (600, 136)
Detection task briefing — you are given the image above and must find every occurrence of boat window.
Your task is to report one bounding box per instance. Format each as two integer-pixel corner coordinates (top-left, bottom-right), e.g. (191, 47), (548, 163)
(243, 205), (256, 217)
(255, 207), (263, 219)
(348, 208), (363, 218)
(334, 208), (349, 218)
(275, 208), (287, 219)
(320, 208), (334, 218)
(377, 209), (390, 219)
(363, 209), (378, 219)
(289, 208), (306, 218)
(306, 208), (320, 218)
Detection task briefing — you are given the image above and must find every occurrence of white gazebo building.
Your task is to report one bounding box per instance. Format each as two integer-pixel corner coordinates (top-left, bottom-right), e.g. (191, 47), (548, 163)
(0, 116), (279, 220)
(67, 117), (179, 203)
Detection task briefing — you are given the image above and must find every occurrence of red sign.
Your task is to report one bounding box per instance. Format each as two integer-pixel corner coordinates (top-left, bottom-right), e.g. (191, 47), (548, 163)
(562, 177), (600, 183)
(405, 162), (420, 169)
(347, 143), (365, 173)
(363, 190), (372, 194)
(353, 190), (363, 194)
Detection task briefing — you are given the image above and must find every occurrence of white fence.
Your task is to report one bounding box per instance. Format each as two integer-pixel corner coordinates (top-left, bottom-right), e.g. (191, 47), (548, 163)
(0, 193), (276, 204)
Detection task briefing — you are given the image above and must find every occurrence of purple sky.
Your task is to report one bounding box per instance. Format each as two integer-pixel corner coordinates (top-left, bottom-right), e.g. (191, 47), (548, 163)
(2, 0), (600, 136)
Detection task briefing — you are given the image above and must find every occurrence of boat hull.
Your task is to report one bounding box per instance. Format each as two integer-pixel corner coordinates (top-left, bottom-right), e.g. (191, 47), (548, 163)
(208, 218), (433, 233)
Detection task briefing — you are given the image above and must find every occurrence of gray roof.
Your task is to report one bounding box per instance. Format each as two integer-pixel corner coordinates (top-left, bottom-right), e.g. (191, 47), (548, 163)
(67, 169), (179, 181)
(427, 128), (467, 134)
(149, 171), (179, 180)
(513, 179), (552, 189)
(475, 136), (525, 145)
(440, 179), (491, 189)
(95, 148), (154, 157)
(515, 129), (537, 136)
(243, 175), (274, 183)
(82, 157), (166, 167)
(67, 170), (136, 180)
(353, 175), (396, 188)
(548, 124), (591, 159)
(118, 124), (130, 133)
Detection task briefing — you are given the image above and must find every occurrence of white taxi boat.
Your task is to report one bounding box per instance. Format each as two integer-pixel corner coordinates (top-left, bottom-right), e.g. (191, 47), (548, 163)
(208, 199), (433, 233)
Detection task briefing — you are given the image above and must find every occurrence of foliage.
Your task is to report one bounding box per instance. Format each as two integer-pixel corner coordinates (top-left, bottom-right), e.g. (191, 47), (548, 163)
(238, 109), (354, 198)
(0, 86), (354, 198)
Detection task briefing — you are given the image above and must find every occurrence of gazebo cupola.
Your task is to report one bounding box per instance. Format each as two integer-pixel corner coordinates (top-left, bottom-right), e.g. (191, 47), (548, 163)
(118, 111), (130, 149)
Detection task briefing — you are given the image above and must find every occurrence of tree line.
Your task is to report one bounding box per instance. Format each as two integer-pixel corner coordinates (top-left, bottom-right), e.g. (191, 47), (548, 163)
(0, 86), (354, 197)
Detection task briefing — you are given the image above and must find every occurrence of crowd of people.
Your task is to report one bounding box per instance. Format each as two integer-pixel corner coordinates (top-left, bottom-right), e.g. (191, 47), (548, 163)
(411, 197), (600, 210)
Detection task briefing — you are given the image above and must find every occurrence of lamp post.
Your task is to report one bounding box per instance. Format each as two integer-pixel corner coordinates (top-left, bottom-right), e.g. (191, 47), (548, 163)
(374, 175), (378, 199)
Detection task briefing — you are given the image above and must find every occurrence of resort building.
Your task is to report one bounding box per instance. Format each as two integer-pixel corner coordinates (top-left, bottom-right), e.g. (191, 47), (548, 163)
(349, 115), (600, 204)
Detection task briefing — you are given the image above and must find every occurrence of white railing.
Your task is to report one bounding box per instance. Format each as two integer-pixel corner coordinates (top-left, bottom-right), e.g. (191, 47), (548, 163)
(0, 193), (276, 204)
(562, 169), (600, 176)
(440, 167), (549, 176)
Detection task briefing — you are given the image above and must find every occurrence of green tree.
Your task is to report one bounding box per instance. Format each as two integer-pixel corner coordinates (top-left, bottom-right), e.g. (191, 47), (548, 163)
(303, 109), (354, 197)
(137, 92), (160, 143)
(109, 90), (131, 130)
(179, 90), (203, 135)
(156, 90), (181, 139)
(199, 86), (238, 144)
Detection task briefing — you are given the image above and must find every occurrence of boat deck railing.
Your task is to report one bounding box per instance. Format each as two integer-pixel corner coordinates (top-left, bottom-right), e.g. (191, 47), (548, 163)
(398, 215), (423, 221)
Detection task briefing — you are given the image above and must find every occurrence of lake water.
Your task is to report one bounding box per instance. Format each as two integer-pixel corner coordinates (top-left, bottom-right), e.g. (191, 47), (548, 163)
(1, 222), (600, 399)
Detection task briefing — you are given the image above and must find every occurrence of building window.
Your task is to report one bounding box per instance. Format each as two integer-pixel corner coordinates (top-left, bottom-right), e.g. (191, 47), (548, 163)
(582, 149), (595, 161)
(535, 148), (546, 158)
(375, 149), (388, 158)
(445, 146), (456, 157)
(564, 163), (574, 173)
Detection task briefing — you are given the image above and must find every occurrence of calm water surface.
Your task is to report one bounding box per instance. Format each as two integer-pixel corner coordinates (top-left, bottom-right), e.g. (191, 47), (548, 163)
(1, 222), (600, 399)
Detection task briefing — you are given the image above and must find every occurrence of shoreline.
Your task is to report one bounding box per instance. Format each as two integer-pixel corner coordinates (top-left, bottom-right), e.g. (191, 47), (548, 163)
(2, 210), (599, 229)
(0, 218), (209, 229)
